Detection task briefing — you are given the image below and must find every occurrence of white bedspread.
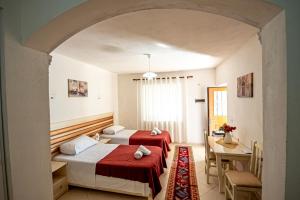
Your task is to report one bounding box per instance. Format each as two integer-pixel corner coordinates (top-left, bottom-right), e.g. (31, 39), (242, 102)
(101, 129), (137, 144)
(54, 143), (118, 187)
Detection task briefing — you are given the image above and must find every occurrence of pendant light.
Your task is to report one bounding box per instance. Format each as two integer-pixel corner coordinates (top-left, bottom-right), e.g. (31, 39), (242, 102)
(143, 53), (157, 80)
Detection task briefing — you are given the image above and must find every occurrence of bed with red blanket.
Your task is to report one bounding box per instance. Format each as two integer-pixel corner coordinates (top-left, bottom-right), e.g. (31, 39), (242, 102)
(96, 144), (166, 197)
(101, 129), (172, 157)
(54, 142), (167, 198)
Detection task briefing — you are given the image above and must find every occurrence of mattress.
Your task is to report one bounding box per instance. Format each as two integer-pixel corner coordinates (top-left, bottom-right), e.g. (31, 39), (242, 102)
(101, 129), (136, 144)
(53, 143), (150, 197)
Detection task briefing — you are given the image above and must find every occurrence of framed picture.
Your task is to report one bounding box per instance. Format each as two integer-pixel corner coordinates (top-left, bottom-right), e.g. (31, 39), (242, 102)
(237, 73), (253, 97)
(68, 79), (88, 97)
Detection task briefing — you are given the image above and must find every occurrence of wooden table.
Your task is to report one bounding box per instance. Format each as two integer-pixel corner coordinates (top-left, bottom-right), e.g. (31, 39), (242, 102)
(208, 136), (252, 192)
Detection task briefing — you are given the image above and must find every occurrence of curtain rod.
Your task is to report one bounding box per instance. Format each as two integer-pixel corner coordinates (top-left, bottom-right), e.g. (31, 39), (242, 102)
(132, 75), (193, 81)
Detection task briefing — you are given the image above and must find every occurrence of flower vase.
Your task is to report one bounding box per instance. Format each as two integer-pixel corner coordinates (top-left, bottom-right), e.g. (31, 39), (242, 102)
(224, 132), (233, 144)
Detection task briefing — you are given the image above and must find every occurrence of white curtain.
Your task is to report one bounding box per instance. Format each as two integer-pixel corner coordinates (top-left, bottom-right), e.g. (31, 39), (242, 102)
(137, 77), (188, 143)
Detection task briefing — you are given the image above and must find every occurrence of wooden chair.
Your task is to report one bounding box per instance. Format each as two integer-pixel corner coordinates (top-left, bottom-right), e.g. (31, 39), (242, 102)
(204, 131), (232, 184)
(224, 141), (262, 200)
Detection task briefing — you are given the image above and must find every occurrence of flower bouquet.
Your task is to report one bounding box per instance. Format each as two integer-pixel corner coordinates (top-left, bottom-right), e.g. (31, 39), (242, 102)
(219, 123), (236, 144)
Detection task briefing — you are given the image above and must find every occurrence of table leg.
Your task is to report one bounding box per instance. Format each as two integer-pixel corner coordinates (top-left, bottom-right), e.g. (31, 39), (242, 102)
(216, 154), (224, 192)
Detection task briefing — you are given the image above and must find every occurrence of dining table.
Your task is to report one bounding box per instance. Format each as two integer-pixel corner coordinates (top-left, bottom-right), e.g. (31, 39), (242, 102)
(208, 136), (252, 192)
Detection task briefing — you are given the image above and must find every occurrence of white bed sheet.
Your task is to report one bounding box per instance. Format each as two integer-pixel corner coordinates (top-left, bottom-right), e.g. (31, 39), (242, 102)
(53, 143), (150, 197)
(101, 129), (137, 144)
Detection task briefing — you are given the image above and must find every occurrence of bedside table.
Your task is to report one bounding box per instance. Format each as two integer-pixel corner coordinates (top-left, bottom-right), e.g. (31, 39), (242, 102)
(99, 138), (111, 144)
(51, 161), (68, 200)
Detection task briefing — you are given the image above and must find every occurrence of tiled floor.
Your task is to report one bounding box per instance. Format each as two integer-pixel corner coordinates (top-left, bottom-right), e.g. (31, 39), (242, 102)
(58, 144), (226, 200)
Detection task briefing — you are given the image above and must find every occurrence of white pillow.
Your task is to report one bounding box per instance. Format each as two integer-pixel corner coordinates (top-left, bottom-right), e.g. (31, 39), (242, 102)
(103, 125), (125, 135)
(60, 135), (98, 155)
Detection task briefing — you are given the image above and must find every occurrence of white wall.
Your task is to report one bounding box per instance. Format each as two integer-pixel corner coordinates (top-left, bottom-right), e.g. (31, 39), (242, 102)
(216, 35), (262, 147)
(49, 53), (118, 128)
(118, 69), (215, 144)
(4, 1), (53, 199)
(260, 12), (287, 200)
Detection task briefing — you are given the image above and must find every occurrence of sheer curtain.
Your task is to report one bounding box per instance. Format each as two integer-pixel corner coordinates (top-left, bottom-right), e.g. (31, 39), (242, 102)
(137, 77), (188, 143)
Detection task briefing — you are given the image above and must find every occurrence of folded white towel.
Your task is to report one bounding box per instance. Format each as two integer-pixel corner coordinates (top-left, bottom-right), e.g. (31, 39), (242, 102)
(151, 129), (158, 135)
(138, 145), (151, 156)
(154, 127), (162, 134)
(134, 150), (143, 160)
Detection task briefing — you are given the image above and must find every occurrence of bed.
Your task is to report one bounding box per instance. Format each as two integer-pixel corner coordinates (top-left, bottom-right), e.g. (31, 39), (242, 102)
(101, 129), (172, 157)
(53, 142), (167, 198)
(49, 115), (167, 199)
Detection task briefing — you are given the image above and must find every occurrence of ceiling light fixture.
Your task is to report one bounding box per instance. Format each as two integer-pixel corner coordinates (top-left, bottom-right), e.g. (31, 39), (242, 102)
(143, 54), (157, 80)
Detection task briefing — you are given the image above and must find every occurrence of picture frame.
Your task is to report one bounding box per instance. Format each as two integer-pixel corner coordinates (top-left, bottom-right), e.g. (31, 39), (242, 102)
(68, 79), (88, 97)
(237, 73), (253, 97)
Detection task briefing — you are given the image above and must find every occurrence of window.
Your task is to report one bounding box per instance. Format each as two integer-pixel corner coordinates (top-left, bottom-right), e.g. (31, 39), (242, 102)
(213, 91), (227, 116)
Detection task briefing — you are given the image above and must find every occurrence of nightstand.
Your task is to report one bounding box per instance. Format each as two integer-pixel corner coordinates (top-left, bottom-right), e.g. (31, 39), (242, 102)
(51, 161), (68, 200)
(99, 138), (111, 144)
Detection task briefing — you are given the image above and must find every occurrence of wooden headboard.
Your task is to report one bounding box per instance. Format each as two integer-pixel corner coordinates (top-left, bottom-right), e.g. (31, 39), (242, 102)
(49, 113), (113, 157)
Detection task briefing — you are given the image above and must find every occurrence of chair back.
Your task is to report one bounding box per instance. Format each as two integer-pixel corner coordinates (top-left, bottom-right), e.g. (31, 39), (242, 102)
(204, 131), (210, 161)
(249, 141), (263, 180)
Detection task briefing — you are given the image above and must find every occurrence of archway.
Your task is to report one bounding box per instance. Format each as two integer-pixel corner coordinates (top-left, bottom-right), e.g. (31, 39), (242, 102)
(24, 0), (281, 53)
(21, 0), (287, 199)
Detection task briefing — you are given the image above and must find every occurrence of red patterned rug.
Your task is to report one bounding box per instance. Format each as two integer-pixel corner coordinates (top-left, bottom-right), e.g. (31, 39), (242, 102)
(165, 146), (199, 200)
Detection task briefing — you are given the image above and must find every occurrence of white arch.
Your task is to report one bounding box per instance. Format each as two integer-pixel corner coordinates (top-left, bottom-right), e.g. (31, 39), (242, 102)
(22, 1), (286, 199)
(24, 0), (281, 53)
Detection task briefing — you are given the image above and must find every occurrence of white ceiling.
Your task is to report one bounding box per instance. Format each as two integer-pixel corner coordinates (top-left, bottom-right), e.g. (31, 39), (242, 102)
(53, 9), (258, 74)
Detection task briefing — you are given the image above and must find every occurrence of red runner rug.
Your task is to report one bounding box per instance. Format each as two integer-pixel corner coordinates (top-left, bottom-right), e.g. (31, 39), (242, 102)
(165, 146), (199, 200)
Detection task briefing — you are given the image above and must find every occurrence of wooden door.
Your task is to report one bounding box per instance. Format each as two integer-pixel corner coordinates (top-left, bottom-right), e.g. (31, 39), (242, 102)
(207, 87), (228, 135)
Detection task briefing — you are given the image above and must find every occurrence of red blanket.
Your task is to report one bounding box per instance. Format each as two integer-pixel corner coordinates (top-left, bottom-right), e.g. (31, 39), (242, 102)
(129, 130), (172, 157)
(95, 145), (167, 198)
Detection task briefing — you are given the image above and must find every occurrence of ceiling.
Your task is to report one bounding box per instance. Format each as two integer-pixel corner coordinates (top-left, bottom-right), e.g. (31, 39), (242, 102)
(53, 9), (258, 74)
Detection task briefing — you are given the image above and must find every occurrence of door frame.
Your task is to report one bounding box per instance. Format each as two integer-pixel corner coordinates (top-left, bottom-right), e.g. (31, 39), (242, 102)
(207, 87), (227, 135)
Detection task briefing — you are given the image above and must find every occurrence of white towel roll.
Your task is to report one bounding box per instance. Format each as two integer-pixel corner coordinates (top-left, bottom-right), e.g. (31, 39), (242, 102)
(151, 129), (158, 135)
(134, 150), (143, 160)
(154, 127), (162, 134)
(138, 145), (151, 156)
